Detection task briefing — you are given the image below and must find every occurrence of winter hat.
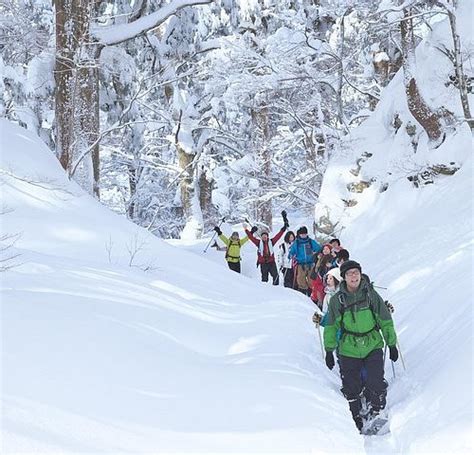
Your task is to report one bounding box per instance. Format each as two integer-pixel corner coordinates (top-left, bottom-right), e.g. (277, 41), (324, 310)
(340, 260), (362, 278)
(299, 226), (308, 235)
(326, 267), (342, 283)
(231, 231), (239, 237)
(260, 231), (269, 237)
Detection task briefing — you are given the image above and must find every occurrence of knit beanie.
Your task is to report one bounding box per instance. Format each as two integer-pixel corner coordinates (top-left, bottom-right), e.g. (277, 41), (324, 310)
(340, 260), (362, 278)
(299, 226), (308, 234)
(326, 267), (342, 283)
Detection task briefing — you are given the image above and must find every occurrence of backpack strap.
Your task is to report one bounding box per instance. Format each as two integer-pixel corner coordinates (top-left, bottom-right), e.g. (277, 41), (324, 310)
(225, 239), (242, 261)
(338, 288), (380, 337)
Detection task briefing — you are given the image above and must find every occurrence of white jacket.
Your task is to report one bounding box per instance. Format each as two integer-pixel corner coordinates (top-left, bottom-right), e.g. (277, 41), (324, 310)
(278, 242), (293, 269)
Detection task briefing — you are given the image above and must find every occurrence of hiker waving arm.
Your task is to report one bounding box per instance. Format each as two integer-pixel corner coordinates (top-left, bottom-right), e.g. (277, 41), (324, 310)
(270, 225), (286, 245)
(244, 227), (260, 247)
(219, 233), (230, 246)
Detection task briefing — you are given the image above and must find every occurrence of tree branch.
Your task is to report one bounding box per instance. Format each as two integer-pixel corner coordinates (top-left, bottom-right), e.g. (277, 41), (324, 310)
(92, 0), (212, 46)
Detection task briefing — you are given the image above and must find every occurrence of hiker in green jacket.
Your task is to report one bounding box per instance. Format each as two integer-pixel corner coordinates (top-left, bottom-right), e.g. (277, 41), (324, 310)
(323, 260), (398, 432)
(213, 226), (249, 273)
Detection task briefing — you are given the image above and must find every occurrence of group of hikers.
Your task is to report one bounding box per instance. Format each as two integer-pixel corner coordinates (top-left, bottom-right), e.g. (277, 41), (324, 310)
(211, 211), (399, 434)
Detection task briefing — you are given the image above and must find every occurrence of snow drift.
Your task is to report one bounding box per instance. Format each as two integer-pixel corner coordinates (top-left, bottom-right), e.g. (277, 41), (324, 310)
(1, 119), (361, 452)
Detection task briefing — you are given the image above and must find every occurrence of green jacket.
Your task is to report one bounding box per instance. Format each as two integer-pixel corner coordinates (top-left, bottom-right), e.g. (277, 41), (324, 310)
(323, 275), (397, 358)
(219, 234), (249, 263)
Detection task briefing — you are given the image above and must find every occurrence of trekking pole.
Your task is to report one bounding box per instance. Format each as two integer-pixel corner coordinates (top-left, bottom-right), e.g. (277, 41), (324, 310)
(397, 340), (406, 371)
(391, 359), (396, 379)
(317, 325), (324, 359)
(373, 285), (388, 290)
(203, 217), (226, 253)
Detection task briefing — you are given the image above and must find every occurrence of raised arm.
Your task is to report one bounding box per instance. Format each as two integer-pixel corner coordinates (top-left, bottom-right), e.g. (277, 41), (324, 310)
(271, 226), (286, 245)
(244, 228), (260, 247)
(219, 234), (230, 246)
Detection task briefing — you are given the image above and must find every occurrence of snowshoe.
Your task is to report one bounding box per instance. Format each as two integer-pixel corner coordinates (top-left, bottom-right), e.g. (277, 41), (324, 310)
(362, 412), (390, 436)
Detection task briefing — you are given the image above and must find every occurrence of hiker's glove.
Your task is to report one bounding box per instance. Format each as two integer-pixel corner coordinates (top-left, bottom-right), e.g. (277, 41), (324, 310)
(389, 346), (398, 362)
(325, 351), (335, 370)
(385, 301), (395, 313)
(213, 226), (222, 236)
(250, 226), (258, 234)
(312, 312), (322, 326)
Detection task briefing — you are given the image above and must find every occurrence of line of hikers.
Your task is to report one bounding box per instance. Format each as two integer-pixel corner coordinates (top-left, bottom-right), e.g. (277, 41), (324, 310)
(212, 219), (350, 308)
(211, 214), (399, 434)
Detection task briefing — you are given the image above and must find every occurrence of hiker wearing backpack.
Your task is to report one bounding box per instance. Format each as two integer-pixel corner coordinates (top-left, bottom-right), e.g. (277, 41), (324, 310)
(245, 223), (287, 285)
(323, 260), (398, 433)
(213, 227), (249, 273)
(288, 226), (321, 295)
(278, 231), (296, 288)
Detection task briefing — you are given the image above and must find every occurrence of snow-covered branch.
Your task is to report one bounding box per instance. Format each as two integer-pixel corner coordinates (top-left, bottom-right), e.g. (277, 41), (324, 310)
(92, 0), (213, 46)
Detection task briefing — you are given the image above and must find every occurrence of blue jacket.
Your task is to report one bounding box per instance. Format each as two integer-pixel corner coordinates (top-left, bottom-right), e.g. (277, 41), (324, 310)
(289, 237), (321, 265)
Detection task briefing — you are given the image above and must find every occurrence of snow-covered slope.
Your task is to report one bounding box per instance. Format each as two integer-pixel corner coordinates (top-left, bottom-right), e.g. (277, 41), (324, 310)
(315, 0), (473, 228)
(312, 4), (473, 454)
(2, 110), (473, 454)
(1, 119), (362, 452)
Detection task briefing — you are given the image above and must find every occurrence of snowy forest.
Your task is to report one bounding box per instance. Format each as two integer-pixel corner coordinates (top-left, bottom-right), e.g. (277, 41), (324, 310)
(1, 0), (473, 453)
(2, 0), (471, 239)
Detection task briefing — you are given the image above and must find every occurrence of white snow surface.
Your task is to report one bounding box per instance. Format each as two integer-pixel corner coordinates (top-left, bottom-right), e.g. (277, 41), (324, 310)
(1, 109), (473, 454)
(1, 120), (355, 452)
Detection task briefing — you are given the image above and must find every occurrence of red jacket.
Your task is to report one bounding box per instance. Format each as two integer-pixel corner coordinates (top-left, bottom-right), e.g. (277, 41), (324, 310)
(245, 227), (285, 264)
(310, 274), (326, 303)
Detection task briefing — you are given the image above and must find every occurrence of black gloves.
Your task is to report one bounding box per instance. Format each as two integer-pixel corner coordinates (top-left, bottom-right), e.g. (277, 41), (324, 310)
(385, 300), (395, 313)
(213, 226), (222, 236)
(325, 351), (335, 370)
(389, 345), (398, 362)
(281, 210), (289, 229)
(250, 226), (258, 234)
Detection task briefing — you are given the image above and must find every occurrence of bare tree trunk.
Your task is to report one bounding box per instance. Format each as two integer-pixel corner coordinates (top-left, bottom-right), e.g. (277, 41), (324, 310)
(175, 110), (195, 219)
(252, 105), (272, 228)
(336, 8), (351, 130)
(54, 0), (99, 195)
(54, 0), (75, 172)
(198, 166), (212, 218)
(400, 8), (447, 145)
(446, 3), (473, 130)
(77, 43), (101, 197)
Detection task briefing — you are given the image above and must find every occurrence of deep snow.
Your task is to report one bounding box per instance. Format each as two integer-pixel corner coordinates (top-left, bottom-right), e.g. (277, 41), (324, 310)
(1, 107), (473, 455)
(1, 120), (362, 452)
(1, 6), (474, 450)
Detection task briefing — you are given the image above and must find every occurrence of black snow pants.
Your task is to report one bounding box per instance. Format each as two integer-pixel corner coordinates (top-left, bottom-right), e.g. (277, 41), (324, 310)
(227, 261), (241, 273)
(339, 348), (388, 422)
(281, 267), (295, 288)
(260, 262), (279, 285)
